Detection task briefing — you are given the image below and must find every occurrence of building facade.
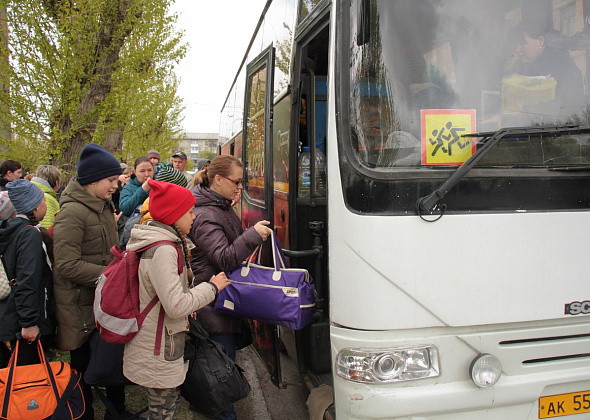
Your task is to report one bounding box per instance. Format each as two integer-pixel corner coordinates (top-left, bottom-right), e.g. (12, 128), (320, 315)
(176, 132), (218, 166)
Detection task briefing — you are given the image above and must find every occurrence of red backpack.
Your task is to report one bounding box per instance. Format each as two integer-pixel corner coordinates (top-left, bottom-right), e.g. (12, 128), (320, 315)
(93, 241), (182, 354)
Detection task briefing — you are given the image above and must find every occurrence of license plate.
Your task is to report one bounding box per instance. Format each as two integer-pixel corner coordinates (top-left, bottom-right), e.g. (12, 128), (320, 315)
(539, 390), (590, 418)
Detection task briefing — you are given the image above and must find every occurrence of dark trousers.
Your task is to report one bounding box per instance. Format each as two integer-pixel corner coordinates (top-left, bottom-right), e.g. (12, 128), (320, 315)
(0, 342), (11, 368)
(209, 333), (238, 420)
(8, 335), (52, 366)
(71, 340), (126, 420)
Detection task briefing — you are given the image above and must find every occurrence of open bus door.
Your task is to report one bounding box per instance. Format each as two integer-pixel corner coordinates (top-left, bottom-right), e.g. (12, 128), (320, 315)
(238, 1), (332, 389)
(286, 4), (332, 382)
(240, 44), (283, 386)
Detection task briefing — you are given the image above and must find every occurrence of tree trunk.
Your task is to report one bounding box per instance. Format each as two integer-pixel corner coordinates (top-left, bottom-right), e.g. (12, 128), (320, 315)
(103, 127), (124, 156)
(51, 0), (135, 178)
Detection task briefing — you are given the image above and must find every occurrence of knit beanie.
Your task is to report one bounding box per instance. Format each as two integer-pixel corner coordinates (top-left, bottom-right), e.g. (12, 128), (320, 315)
(148, 179), (195, 225)
(0, 191), (15, 220)
(77, 144), (123, 185)
(6, 179), (44, 214)
(147, 149), (160, 159)
(155, 165), (188, 188)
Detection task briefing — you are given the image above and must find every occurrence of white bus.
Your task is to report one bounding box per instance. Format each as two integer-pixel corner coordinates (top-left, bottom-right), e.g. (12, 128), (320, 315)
(219, 0), (590, 418)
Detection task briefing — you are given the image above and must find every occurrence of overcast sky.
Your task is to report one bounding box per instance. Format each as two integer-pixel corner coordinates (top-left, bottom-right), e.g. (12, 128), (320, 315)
(170, 0), (268, 135)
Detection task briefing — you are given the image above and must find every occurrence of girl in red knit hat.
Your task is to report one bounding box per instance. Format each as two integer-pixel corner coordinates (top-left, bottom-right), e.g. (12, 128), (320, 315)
(123, 179), (229, 419)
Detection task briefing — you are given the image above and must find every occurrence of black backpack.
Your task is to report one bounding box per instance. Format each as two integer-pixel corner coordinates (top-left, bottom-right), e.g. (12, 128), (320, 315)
(181, 317), (250, 417)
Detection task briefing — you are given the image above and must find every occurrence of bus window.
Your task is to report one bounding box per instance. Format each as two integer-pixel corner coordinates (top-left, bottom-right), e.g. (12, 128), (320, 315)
(315, 77), (327, 155)
(245, 65), (267, 202)
(297, 24), (330, 199)
(299, 0), (324, 23)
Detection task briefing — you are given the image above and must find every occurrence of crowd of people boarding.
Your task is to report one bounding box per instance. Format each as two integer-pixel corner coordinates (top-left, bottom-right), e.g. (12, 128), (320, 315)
(0, 145), (272, 420)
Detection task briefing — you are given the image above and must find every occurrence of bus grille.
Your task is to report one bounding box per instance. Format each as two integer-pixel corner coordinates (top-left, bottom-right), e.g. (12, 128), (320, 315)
(459, 326), (590, 374)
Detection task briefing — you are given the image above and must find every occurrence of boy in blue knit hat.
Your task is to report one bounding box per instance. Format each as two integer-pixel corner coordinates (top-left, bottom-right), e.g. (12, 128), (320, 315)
(0, 179), (51, 366)
(6, 179), (45, 220)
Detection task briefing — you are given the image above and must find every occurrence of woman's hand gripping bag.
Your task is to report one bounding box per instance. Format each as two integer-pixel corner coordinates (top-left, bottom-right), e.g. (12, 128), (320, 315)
(214, 232), (315, 330)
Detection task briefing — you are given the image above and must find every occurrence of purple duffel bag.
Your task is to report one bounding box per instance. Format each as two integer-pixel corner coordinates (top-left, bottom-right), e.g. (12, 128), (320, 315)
(214, 232), (315, 330)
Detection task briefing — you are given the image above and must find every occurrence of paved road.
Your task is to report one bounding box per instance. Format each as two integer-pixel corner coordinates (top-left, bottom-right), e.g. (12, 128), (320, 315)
(92, 345), (312, 419)
(172, 346), (310, 419)
(233, 346), (311, 419)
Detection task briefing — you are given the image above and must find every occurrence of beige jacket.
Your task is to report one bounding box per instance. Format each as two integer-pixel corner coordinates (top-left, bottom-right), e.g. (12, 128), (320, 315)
(123, 221), (216, 389)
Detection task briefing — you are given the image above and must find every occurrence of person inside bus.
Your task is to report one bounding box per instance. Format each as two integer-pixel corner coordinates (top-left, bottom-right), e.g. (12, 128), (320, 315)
(513, 22), (583, 111)
(487, 20), (585, 128)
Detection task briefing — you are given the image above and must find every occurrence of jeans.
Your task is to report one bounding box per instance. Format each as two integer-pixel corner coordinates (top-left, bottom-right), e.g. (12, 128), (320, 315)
(209, 333), (238, 420)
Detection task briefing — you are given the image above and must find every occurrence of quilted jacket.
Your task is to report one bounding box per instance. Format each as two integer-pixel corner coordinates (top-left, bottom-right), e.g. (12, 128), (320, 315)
(189, 184), (262, 334)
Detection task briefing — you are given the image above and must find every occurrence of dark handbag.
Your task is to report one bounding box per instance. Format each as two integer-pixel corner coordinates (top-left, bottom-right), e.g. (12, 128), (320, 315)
(85, 329), (127, 387)
(0, 340), (85, 420)
(214, 231), (315, 330)
(234, 319), (253, 351)
(85, 331), (148, 420)
(181, 316), (250, 417)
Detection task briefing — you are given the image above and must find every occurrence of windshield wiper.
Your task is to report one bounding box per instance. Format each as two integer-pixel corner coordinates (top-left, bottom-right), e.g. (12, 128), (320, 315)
(415, 124), (590, 214)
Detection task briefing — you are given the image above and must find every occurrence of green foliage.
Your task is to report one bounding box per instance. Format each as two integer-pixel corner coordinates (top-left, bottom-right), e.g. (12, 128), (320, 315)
(275, 23), (292, 94)
(0, 0), (186, 176)
(199, 149), (216, 161)
(299, 0), (323, 22)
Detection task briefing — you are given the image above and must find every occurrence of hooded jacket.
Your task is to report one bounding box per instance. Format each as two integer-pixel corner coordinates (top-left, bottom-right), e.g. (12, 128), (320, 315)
(119, 175), (149, 217)
(123, 221), (215, 388)
(31, 178), (60, 229)
(189, 184), (262, 334)
(0, 217), (53, 341)
(53, 178), (119, 350)
(0, 178), (8, 191)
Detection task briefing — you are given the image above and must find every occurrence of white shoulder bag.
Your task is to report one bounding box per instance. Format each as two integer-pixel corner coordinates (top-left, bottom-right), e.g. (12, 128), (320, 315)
(0, 256), (14, 300)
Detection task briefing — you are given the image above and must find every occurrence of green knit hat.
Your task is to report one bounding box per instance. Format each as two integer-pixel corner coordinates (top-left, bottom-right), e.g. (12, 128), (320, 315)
(155, 165), (188, 188)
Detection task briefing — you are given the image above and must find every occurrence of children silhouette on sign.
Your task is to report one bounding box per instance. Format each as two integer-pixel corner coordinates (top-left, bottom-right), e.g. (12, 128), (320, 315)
(429, 121), (467, 157)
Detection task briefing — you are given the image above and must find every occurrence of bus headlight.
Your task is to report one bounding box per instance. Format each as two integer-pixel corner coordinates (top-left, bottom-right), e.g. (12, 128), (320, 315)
(469, 353), (502, 387)
(336, 346), (440, 383)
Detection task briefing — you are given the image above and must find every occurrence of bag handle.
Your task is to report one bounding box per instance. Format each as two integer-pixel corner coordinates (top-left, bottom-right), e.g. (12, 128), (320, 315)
(51, 366), (81, 420)
(1, 343), (16, 418)
(110, 240), (183, 274)
(138, 240), (184, 274)
(203, 338), (233, 381)
(2, 339), (61, 419)
(137, 241), (180, 355)
(247, 231), (287, 271)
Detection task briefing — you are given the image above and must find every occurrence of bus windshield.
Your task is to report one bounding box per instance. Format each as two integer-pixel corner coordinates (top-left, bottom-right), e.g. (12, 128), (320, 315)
(348, 0), (590, 170)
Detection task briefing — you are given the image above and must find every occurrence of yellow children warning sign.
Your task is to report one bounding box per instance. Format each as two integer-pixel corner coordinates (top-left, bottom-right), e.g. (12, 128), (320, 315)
(421, 109), (476, 165)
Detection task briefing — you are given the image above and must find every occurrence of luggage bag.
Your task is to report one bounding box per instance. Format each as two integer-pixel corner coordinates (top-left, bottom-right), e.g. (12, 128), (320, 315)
(214, 232), (315, 330)
(0, 340), (85, 420)
(181, 316), (250, 417)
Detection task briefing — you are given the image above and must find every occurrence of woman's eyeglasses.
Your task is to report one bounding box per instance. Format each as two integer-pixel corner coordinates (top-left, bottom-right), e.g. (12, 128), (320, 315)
(222, 176), (243, 186)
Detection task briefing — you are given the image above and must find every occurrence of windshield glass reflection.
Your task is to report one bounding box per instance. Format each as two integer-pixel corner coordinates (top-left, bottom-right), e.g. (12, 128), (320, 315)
(349, 0), (590, 169)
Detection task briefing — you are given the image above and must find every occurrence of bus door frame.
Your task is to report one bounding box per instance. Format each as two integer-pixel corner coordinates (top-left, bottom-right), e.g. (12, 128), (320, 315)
(287, 2), (332, 375)
(241, 43), (283, 386)
(289, 0), (331, 248)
